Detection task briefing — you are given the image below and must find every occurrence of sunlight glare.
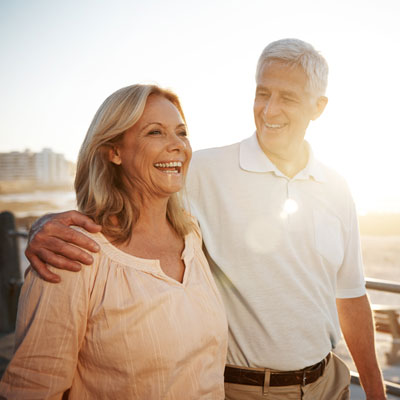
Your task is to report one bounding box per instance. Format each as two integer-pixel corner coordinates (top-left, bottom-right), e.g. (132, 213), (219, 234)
(280, 198), (299, 219)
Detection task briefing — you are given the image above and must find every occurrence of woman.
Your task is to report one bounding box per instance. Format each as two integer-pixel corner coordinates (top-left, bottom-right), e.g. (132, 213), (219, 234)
(0, 85), (228, 399)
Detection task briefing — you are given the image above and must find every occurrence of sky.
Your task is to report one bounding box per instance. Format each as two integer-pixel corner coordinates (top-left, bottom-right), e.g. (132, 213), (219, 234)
(1, 0), (400, 213)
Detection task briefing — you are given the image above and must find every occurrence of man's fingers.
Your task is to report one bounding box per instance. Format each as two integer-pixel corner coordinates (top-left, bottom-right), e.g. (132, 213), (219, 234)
(77, 218), (102, 234)
(32, 248), (83, 271)
(39, 222), (100, 254)
(26, 255), (61, 283)
(29, 235), (94, 265)
(25, 210), (100, 280)
(55, 210), (102, 234)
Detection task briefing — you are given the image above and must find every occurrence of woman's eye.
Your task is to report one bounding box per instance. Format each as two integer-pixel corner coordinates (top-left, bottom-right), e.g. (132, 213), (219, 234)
(148, 130), (162, 136)
(178, 130), (188, 137)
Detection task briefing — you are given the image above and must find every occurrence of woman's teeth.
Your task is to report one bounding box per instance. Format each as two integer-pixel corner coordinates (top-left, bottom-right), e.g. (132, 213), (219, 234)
(154, 161), (183, 174)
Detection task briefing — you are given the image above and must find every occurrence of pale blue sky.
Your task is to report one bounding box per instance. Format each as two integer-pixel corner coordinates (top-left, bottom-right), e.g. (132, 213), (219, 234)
(1, 0), (400, 212)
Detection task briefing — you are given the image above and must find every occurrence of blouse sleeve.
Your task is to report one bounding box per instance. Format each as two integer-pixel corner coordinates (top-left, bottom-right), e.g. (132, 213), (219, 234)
(0, 252), (99, 399)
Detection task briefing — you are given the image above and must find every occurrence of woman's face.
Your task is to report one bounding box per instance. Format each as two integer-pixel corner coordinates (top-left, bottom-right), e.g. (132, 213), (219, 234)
(111, 95), (192, 199)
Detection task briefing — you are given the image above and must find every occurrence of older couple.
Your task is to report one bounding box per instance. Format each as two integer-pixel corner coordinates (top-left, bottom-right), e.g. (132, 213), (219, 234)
(0, 39), (385, 399)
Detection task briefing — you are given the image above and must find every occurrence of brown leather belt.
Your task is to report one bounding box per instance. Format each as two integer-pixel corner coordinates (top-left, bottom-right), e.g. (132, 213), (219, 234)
(224, 353), (331, 387)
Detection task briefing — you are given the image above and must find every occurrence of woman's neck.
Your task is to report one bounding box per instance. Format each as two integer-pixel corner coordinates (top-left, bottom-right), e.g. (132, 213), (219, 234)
(116, 194), (186, 282)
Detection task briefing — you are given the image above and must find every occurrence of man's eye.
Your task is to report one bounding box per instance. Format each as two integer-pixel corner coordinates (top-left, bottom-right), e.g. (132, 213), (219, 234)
(283, 97), (296, 103)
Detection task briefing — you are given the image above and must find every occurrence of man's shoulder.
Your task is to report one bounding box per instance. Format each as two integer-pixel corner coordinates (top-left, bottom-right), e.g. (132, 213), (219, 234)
(193, 141), (240, 157)
(316, 159), (348, 186)
(186, 142), (241, 190)
(312, 158), (354, 203)
(192, 142), (240, 166)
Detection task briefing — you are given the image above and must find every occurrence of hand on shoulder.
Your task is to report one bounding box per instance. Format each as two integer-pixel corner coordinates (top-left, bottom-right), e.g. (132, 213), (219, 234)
(25, 210), (102, 283)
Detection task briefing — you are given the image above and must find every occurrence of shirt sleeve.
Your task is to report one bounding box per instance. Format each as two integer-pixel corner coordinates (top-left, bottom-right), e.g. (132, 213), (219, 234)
(336, 198), (367, 298)
(0, 255), (98, 399)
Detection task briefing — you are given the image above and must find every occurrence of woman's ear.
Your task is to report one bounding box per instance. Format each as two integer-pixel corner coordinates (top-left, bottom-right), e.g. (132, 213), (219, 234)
(109, 147), (122, 165)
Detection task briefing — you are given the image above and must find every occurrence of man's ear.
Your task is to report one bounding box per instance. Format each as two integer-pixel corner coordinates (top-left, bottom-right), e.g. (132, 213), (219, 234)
(311, 96), (328, 121)
(109, 147), (122, 165)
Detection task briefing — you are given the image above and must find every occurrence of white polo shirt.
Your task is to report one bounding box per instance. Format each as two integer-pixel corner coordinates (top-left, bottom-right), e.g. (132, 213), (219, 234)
(185, 132), (366, 371)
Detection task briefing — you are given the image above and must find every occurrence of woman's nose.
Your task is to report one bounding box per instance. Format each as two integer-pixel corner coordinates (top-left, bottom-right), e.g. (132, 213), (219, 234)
(167, 134), (187, 152)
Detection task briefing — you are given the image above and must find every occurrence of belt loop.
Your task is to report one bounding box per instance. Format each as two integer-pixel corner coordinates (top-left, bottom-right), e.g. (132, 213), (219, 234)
(321, 352), (330, 376)
(321, 357), (326, 376)
(263, 369), (270, 395)
(301, 370), (307, 387)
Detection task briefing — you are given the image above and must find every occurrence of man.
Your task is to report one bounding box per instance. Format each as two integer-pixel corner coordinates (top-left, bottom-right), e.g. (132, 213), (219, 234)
(26, 39), (385, 399)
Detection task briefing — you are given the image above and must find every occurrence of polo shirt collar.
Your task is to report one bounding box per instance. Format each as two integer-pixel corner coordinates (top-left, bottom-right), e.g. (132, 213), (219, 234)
(239, 132), (326, 182)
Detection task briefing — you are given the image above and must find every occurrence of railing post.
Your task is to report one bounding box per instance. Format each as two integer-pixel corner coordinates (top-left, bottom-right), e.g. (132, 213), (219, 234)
(0, 211), (22, 333)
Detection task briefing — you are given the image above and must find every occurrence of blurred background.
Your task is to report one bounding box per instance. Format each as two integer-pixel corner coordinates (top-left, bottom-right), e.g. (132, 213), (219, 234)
(1, 1), (400, 397)
(1, 0), (400, 217)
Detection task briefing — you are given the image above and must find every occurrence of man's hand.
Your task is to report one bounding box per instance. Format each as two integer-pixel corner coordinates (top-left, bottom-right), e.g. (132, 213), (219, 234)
(25, 211), (102, 283)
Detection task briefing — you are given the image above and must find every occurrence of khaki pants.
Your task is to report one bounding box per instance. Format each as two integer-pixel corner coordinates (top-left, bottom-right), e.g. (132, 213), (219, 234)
(224, 353), (350, 400)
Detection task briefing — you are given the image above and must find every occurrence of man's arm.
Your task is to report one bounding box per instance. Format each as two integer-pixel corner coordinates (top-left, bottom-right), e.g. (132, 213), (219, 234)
(25, 211), (101, 283)
(336, 294), (386, 400)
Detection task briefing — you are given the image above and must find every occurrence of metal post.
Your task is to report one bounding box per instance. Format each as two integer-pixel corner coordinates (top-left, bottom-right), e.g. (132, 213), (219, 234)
(366, 278), (400, 294)
(0, 211), (22, 333)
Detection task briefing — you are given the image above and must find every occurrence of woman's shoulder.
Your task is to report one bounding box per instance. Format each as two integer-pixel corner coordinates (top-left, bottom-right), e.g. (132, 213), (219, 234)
(69, 226), (114, 268)
(184, 212), (203, 243)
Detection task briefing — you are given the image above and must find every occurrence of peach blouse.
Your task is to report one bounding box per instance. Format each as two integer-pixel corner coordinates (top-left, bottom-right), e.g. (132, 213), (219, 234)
(0, 223), (228, 399)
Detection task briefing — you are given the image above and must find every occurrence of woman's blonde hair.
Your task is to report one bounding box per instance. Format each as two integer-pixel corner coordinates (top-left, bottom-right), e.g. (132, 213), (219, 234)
(75, 84), (194, 243)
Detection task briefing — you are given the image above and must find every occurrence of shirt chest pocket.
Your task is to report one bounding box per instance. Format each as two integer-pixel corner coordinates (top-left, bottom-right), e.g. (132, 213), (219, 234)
(313, 210), (344, 268)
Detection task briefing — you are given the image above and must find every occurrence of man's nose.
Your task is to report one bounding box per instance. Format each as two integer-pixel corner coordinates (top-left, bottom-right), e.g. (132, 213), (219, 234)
(262, 96), (280, 118)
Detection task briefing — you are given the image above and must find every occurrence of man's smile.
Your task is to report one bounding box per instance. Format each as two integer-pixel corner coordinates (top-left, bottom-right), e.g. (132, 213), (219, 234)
(264, 122), (287, 129)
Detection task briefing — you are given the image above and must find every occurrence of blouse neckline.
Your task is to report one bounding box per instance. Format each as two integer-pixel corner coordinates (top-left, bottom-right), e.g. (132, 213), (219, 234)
(93, 230), (195, 285)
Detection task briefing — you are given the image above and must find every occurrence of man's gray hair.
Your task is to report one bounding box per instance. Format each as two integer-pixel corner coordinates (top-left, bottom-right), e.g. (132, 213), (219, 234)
(256, 38), (329, 96)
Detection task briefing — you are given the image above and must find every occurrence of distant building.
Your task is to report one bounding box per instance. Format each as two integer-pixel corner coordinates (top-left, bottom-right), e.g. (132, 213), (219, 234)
(0, 150), (36, 181)
(0, 148), (74, 185)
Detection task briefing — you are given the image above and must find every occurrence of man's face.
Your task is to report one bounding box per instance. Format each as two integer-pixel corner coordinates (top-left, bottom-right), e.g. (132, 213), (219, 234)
(254, 61), (326, 160)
